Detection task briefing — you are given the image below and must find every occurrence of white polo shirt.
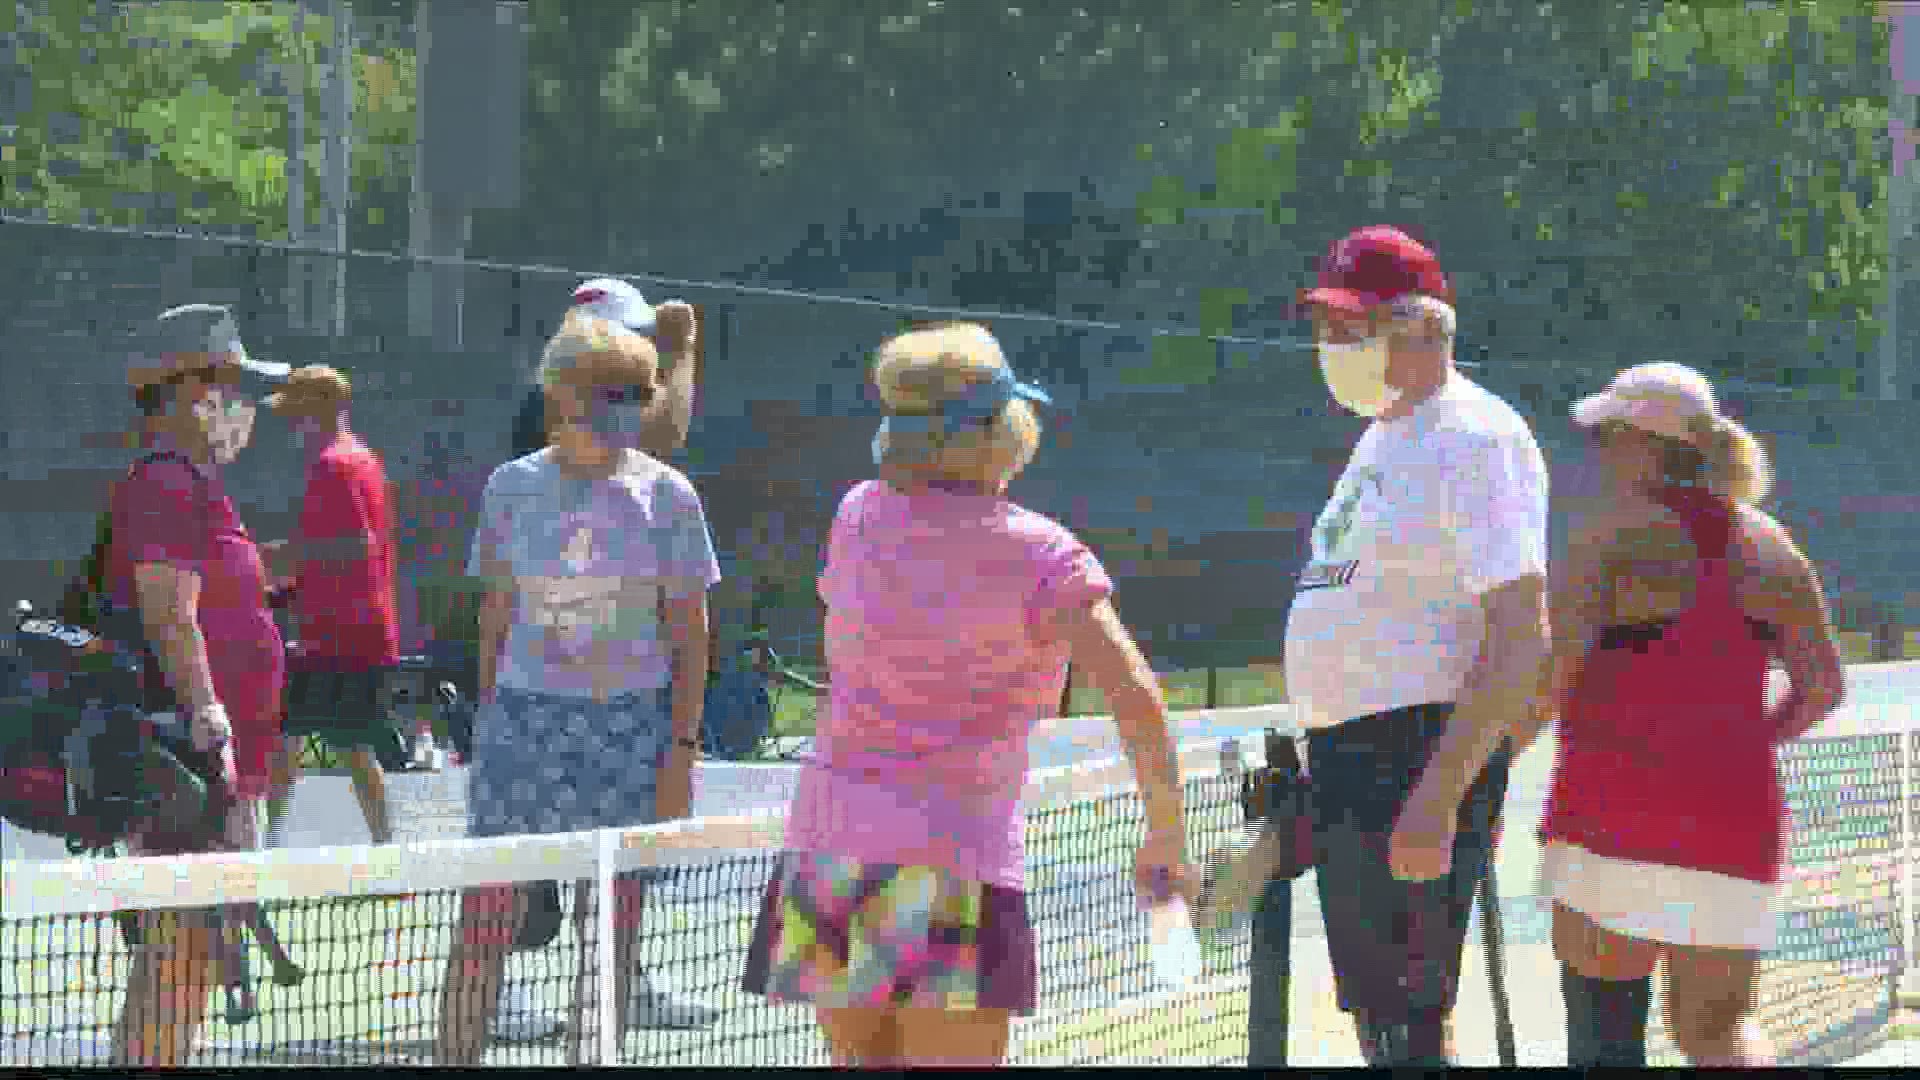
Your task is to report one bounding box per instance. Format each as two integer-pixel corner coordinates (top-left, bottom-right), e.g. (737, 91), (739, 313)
(1283, 373), (1548, 731)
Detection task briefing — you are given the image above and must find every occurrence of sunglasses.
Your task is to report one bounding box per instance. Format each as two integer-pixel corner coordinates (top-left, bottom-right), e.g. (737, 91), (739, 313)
(162, 364), (242, 388)
(590, 384), (654, 406)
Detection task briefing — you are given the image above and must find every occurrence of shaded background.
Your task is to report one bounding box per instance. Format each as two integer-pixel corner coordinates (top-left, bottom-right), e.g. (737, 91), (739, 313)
(3, 0), (1913, 666)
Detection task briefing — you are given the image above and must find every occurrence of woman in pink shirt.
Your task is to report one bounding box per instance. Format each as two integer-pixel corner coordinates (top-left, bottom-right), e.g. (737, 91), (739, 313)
(740, 323), (1191, 1067)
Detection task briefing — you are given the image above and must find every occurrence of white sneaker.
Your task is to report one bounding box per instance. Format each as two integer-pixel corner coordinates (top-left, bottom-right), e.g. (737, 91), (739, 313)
(626, 972), (720, 1030)
(491, 980), (563, 1043)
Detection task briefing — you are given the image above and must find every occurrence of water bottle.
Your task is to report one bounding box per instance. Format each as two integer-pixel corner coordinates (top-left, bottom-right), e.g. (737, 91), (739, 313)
(411, 731), (440, 772)
(1143, 867), (1203, 990)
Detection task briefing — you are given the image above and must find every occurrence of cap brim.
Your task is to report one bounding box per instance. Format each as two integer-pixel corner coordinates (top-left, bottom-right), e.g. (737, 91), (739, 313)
(1299, 288), (1375, 315)
(235, 357), (291, 400)
(1569, 392), (1617, 428)
(126, 353), (290, 390)
(239, 357), (291, 382)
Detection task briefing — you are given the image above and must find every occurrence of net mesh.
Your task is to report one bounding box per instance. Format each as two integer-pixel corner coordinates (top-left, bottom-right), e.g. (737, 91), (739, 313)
(1, 740), (1251, 1066)
(1648, 732), (1904, 1067)
(1, 725), (1911, 1066)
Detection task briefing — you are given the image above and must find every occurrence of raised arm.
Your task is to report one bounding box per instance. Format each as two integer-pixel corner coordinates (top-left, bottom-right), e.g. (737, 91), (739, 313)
(640, 302), (700, 457)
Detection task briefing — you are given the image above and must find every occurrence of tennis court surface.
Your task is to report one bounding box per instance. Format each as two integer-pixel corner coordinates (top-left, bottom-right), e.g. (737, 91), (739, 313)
(4, 664), (1919, 1066)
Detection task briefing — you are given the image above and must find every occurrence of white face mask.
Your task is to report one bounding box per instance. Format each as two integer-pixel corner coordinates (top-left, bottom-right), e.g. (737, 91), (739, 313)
(1317, 337), (1401, 418)
(192, 391), (257, 465)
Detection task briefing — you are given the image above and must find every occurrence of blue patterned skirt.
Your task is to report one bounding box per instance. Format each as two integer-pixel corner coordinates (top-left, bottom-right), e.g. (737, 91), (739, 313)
(467, 685), (673, 838)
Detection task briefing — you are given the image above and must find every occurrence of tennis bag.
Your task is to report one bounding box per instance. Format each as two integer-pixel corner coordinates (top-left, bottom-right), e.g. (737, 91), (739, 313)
(0, 453), (231, 855)
(1, 609), (231, 856)
(1197, 729), (1318, 927)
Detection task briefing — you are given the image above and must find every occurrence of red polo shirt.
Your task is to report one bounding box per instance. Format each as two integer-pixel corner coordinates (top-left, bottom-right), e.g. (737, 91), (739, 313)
(293, 434), (400, 671)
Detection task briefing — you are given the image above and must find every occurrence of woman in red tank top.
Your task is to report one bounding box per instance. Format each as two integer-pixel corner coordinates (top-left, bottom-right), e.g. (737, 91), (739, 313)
(1514, 363), (1845, 1068)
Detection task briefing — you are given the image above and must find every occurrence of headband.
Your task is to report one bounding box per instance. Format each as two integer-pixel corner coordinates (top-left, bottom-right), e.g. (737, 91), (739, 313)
(873, 366), (1051, 464)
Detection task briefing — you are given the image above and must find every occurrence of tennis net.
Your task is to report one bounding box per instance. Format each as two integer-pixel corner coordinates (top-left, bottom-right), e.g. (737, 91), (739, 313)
(1, 737), (1254, 1066)
(3, 708), (1915, 1067)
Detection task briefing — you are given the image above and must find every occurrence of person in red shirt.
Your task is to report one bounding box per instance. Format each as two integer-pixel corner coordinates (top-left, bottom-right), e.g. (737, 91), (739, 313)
(262, 365), (404, 846)
(1517, 363), (1846, 1067)
(109, 303), (290, 1065)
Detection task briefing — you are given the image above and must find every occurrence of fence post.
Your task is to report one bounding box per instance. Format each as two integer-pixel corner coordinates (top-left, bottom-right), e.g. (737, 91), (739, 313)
(1904, 732), (1918, 1000)
(1206, 666), (1220, 710)
(1247, 875), (1292, 1067)
(1873, 615), (1901, 663)
(1247, 727), (1300, 1067)
(595, 827), (619, 1065)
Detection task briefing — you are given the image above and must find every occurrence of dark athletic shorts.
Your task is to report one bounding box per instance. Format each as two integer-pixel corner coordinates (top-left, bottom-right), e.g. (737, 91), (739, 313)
(283, 666), (409, 772)
(1305, 702), (1511, 1025)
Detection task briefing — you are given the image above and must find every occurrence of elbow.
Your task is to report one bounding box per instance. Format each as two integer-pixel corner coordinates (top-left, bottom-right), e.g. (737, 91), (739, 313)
(1814, 670), (1846, 717)
(1107, 679), (1170, 739)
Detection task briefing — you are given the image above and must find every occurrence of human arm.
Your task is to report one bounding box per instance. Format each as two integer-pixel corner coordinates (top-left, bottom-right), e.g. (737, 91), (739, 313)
(1404, 574), (1548, 810)
(466, 473), (515, 704)
(119, 463), (226, 743)
(1511, 517), (1610, 757)
(655, 473), (722, 817)
(1400, 434), (1551, 827)
(1746, 513), (1845, 741)
(132, 563), (220, 717)
(639, 301), (699, 457)
(1062, 597), (1186, 846)
(1030, 528), (1184, 853)
(657, 589), (709, 820)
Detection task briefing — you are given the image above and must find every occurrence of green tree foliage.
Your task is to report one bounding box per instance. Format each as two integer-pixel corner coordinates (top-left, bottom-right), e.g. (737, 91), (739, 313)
(7, 0), (416, 237)
(1136, 0), (1890, 392)
(508, 2), (1287, 269)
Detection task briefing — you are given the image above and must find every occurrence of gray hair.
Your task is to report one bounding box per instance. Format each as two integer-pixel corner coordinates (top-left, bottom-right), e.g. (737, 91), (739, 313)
(1389, 294), (1457, 341)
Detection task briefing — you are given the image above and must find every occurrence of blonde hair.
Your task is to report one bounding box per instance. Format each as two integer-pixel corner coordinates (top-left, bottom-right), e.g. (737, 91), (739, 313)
(538, 310), (661, 442)
(538, 309), (659, 389)
(1700, 416), (1772, 506)
(1640, 414), (1772, 508)
(872, 322), (1041, 486)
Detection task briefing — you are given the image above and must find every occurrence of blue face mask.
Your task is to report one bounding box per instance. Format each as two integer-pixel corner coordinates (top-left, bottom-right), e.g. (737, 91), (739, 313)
(585, 401), (648, 450)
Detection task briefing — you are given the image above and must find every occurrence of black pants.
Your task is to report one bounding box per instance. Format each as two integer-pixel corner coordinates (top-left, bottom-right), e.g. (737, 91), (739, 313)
(1306, 703), (1511, 1027)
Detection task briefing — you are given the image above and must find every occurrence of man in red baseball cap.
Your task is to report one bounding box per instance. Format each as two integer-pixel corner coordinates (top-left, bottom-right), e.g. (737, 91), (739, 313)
(1281, 226), (1549, 1066)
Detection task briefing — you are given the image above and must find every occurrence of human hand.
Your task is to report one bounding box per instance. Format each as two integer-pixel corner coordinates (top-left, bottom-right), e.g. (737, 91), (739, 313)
(653, 301), (697, 360)
(655, 743), (695, 821)
(190, 702), (233, 755)
(1134, 826), (1197, 907)
(1388, 790), (1456, 882)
